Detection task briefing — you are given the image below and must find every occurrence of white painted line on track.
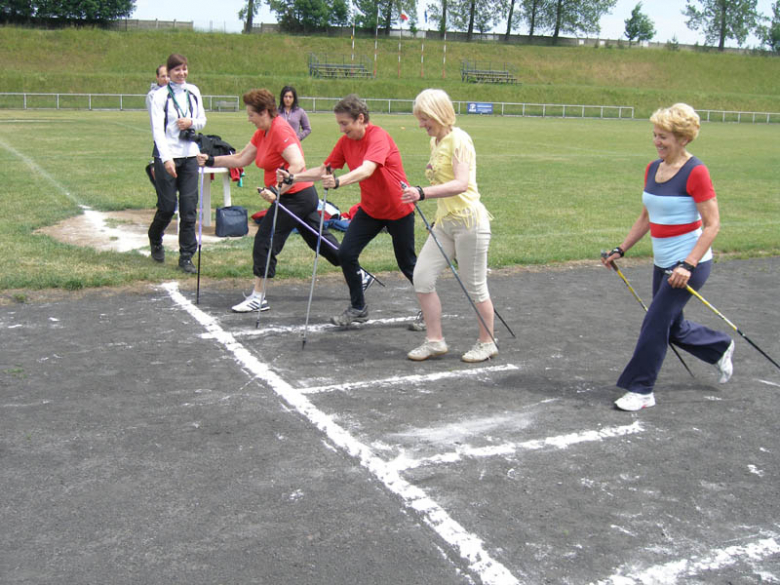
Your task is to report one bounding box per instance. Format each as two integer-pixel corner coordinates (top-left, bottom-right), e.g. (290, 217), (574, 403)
(758, 378), (780, 388)
(592, 534), (780, 585)
(162, 282), (523, 585)
(298, 364), (521, 394)
(209, 314), (459, 339)
(389, 422), (644, 472)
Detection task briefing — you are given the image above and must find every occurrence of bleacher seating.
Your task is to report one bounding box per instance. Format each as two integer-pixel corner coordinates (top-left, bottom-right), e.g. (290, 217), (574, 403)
(309, 54), (373, 79)
(461, 61), (518, 84)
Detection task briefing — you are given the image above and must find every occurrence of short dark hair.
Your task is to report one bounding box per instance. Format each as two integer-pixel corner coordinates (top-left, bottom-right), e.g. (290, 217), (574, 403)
(279, 86), (299, 110)
(166, 53), (187, 72)
(334, 94), (370, 123)
(156, 64), (166, 77)
(243, 89), (278, 118)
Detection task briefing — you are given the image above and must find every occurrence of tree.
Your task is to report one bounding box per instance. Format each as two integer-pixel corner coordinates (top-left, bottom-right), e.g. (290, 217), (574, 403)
(448, 0), (499, 39)
(521, 0), (548, 36)
(354, 0), (418, 35)
(624, 2), (655, 45)
(0, 0), (135, 22)
(539, 0), (617, 42)
(268, 0), (350, 32)
(758, 0), (780, 52)
(684, 0), (762, 50)
(239, 0), (259, 33)
(426, 0), (449, 37)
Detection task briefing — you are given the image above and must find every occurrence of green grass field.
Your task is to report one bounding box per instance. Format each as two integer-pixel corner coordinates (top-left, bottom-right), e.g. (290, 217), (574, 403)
(0, 108), (778, 292)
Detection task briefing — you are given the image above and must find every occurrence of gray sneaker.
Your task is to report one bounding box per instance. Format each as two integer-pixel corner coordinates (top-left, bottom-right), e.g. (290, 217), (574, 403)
(407, 338), (448, 361)
(407, 310), (426, 332)
(330, 306), (369, 327)
(179, 257), (197, 274)
(359, 269), (376, 293)
(150, 241), (165, 263)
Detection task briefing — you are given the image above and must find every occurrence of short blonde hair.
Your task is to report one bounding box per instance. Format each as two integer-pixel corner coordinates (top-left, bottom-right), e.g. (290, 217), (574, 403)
(413, 89), (456, 128)
(650, 103), (700, 142)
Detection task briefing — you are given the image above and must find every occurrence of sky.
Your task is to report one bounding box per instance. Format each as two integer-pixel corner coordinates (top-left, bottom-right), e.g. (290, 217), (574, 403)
(131, 0), (774, 48)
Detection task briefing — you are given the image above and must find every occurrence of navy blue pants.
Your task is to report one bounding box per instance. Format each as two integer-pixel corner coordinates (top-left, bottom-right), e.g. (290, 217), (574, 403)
(148, 156), (199, 258)
(617, 260), (732, 395)
(338, 207), (416, 310)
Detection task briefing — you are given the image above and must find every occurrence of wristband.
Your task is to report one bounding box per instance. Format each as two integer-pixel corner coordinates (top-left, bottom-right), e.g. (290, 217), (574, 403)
(333, 177), (340, 190)
(610, 246), (625, 258)
(260, 185), (279, 197)
(678, 261), (696, 272)
(283, 173), (294, 185)
(205, 155), (215, 167)
(415, 186), (425, 201)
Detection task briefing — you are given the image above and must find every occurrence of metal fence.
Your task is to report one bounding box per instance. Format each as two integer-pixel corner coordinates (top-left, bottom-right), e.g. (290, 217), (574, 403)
(2, 93), (779, 124)
(0, 93), (240, 112)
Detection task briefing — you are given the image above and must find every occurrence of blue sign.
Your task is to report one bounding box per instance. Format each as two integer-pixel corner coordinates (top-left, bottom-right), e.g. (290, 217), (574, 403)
(467, 102), (493, 115)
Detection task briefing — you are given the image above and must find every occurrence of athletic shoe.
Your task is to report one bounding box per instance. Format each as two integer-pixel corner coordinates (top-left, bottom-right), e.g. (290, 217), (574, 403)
(614, 391), (655, 411)
(150, 242), (165, 263)
(359, 269), (376, 293)
(407, 339), (448, 361)
(330, 306), (369, 327)
(407, 310), (427, 332)
(232, 294), (270, 313)
(461, 340), (498, 363)
(716, 340), (735, 383)
(179, 257), (197, 274)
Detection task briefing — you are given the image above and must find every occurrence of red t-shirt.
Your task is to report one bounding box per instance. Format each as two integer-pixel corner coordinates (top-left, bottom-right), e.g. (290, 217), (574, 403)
(251, 116), (312, 194)
(325, 124), (413, 220)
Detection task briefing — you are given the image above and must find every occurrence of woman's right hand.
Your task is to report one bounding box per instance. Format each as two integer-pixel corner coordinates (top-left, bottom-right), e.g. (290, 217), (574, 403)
(164, 160), (177, 178)
(196, 154), (208, 167)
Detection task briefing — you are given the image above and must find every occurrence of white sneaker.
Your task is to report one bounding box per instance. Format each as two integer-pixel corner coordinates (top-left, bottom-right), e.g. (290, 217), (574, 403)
(614, 391), (655, 411)
(231, 294), (269, 313)
(716, 340), (735, 383)
(461, 340), (498, 363)
(407, 339), (448, 361)
(407, 310), (426, 332)
(359, 269), (376, 293)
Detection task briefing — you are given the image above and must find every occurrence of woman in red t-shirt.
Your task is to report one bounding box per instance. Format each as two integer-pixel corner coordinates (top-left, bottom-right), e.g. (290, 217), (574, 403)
(198, 89), (343, 313)
(279, 94), (417, 328)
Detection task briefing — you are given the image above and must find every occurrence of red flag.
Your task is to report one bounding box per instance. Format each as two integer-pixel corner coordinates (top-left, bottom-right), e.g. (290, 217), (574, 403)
(400, 12), (409, 21)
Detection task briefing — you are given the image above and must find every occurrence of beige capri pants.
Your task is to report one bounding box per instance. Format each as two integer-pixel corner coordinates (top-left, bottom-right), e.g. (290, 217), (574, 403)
(412, 212), (492, 302)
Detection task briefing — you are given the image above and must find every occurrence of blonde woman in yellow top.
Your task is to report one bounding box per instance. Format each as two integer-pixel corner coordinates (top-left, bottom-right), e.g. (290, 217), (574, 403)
(401, 89), (496, 363)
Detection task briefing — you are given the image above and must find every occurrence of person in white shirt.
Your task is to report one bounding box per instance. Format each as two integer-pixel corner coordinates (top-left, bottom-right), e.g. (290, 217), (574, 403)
(144, 64), (168, 191)
(147, 53), (206, 273)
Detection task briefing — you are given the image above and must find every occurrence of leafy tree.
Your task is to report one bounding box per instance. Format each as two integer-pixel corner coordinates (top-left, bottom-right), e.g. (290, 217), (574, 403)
(354, 0), (418, 34)
(268, 0), (350, 32)
(425, 0), (449, 37)
(540, 0), (617, 42)
(239, 0), (259, 33)
(684, 0), (762, 50)
(448, 0), (499, 39)
(624, 2), (655, 45)
(521, 0), (549, 36)
(757, 0), (780, 52)
(0, 0), (135, 22)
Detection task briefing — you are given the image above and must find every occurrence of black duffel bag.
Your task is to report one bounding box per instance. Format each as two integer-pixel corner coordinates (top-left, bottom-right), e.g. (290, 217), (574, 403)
(215, 206), (249, 237)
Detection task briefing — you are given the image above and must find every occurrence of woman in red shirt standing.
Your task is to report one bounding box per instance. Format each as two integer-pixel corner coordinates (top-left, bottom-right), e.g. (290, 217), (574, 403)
(198, 89), (341, 312)
(280, 94), (417, 327)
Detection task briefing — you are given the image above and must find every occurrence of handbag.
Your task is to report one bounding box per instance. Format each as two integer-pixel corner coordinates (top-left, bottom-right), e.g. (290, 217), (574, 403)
(215, 206), (249, 237)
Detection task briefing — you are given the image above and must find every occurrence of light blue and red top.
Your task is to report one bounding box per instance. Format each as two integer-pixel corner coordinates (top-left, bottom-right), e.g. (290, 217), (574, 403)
(642, 156), (716, 268)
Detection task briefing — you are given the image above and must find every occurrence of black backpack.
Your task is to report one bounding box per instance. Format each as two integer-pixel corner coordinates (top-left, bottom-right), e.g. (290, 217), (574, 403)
(195, 134), (236, 157)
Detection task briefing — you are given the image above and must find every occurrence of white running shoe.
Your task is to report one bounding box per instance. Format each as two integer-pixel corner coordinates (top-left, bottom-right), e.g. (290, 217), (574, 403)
(716, 340), (735, 383)
(231, 294), (269, 313)
(614, 391), (655, 411)
(407, 339), (448, 361)
(359, 269), (376, 293)
(407, 310), (426, 332)
(461, 340), (498, 363)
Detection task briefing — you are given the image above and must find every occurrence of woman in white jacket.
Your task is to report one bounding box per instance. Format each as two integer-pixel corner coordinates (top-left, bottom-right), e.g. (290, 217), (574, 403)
(148, 53), (207, 273)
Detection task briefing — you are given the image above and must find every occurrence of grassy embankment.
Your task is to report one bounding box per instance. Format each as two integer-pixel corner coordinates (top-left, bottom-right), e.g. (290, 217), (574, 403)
(2, 27), (780, 116)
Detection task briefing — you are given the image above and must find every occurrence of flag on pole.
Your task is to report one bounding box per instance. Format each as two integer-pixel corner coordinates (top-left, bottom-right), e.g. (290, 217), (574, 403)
(400, 12), (409, 22)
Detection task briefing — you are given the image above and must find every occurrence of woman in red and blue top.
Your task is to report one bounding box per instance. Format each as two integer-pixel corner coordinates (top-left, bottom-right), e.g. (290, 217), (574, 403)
(602, 103), (734, 412)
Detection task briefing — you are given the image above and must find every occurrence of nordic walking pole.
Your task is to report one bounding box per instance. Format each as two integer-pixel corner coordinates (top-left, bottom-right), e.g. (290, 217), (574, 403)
(301, 165), (332, 349)
(196, 167), (204, 304)
(255, 183), (282, 329)
(677, 277), (780, 372)
(408, 190), (499, 349)
(602, 252), (694, 378)
(273, 199), (385, 288)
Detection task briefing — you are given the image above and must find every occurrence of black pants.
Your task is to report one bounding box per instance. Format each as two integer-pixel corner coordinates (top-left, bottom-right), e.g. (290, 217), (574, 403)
(252, 185), (340, 278)
(148, 156), (199, 258)
(339, 207), (416, 310)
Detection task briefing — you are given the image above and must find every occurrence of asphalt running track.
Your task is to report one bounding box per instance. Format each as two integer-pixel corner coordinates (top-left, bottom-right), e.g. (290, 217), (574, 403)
(2, 257), (779, 584)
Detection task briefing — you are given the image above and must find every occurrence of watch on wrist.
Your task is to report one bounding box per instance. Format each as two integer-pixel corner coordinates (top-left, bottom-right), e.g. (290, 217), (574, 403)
(416, 186), (425, 201)
(610, 246), (625, 258)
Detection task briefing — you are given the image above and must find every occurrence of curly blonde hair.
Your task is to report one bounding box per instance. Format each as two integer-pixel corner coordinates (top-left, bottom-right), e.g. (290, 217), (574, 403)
(413, 89), (456, 128)
(650, 103), (701, 142)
